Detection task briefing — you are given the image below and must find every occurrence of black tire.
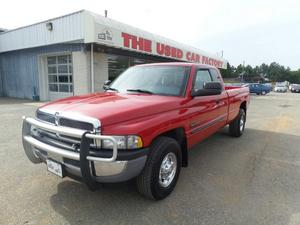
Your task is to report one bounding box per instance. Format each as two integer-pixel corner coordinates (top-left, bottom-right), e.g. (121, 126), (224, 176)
(136, 136), (182, 200)
(229, 108), (246, 137)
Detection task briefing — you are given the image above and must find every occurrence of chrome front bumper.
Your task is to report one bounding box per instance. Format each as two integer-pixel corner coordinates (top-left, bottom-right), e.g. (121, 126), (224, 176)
(22, 117), (147, 188)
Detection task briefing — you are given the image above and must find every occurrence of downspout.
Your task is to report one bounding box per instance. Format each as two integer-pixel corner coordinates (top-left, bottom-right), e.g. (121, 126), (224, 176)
(91, 43), (94, 92)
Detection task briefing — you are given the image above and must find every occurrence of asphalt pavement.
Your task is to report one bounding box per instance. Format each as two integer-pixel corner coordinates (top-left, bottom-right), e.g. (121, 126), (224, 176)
(0, 92), (300, 225)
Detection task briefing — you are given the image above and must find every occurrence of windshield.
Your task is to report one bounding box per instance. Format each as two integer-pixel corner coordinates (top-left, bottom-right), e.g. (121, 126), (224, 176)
(109, 65), (190, 96)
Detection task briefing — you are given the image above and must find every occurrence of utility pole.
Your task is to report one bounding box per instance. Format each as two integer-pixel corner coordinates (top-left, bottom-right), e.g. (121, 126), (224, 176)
(105, 10), (108, 18)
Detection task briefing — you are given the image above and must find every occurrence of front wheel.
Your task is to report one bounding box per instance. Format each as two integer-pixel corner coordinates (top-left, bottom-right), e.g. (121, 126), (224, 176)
(136, 137), (182, 200)
(229, 108), (246, 137)
(262, 91), (266, 95)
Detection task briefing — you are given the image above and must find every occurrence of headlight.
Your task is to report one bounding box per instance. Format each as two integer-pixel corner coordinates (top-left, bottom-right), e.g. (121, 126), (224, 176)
(101, 135), (143, 149)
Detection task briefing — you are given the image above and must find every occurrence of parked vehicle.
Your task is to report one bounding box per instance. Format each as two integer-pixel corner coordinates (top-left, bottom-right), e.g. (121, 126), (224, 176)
(291, 84), (300, 93)
(274, 84), (287, 92)
(289, 84), (296, 90)
(22, 63), (250, 200)
(248, 83), (271, 95)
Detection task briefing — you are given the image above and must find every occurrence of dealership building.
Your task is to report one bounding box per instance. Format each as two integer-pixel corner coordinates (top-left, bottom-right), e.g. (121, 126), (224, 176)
(0, 10), (227, 101)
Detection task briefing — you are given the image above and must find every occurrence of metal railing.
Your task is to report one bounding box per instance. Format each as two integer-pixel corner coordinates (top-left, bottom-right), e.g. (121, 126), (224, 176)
(23, 116), (118, 162)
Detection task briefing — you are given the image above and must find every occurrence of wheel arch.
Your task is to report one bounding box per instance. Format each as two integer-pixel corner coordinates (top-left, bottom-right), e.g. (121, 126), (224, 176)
(152, 127), (188, 167)
(240, 101), (247, 121)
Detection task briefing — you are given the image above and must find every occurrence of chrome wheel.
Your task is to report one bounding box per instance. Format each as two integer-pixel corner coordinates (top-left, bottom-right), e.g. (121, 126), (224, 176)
(159, 152), (177, 188)
(240, 114), (245, 132)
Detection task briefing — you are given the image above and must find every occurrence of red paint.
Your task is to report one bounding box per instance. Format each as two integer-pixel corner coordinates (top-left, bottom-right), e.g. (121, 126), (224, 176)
(156, 43), (183, 59)
(121, 32), (152, 53)
(121, 32), (225, 68)
(186, 52), (201, 63)
(40, 63), (250, 149)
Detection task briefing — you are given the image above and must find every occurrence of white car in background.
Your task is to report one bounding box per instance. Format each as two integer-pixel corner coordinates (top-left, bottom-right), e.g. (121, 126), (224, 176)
(274, 84), (287, 92)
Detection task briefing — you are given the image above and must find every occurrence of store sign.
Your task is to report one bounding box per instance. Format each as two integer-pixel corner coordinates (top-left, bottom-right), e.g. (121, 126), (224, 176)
(98, 28), (113, 41)
(95, 23), (227, 69)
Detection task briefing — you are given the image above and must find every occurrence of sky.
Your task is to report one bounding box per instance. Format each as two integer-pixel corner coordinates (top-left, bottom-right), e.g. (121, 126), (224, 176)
(1, 0), (300, 69)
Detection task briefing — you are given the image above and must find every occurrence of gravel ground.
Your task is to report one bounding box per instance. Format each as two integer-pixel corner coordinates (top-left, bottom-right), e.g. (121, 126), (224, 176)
(0, 92), (300, 225)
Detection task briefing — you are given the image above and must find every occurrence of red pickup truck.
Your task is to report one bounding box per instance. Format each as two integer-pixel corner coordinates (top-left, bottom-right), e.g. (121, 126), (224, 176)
(22, 62), (250, 200)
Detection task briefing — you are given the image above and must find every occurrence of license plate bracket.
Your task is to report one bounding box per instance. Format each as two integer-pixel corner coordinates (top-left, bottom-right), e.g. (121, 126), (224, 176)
(46, 159), (64, 178)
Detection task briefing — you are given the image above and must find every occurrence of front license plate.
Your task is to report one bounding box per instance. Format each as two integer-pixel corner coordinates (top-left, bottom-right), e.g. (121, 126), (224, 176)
(46, 159), (63, 177)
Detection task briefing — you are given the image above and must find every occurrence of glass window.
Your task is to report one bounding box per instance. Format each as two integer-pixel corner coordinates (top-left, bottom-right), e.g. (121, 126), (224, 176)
(49, 84), (58, 92)
(58, 65), (68, 73)
(108, 54), (155, 81)
(47, 54), (73, 93)
(57, 55), (69, 64)
(48, 75), (57, 83)
(48, 66), (57, 74)
(210, 69), (221, 82)
(59, 84), (69, 92)
(58, 75), (69, 83)
(110, 65), (190, 96)
(47, 56), (56, 65)
(194, 70), (212, 90)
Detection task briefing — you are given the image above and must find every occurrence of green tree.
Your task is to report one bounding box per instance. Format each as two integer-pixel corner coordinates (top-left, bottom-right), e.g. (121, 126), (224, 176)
(220, 62), (235, 78)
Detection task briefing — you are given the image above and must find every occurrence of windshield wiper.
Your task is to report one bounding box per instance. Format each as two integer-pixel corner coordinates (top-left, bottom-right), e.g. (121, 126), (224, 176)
(106, 87), (118, 92)
(127, 89), (153, 94)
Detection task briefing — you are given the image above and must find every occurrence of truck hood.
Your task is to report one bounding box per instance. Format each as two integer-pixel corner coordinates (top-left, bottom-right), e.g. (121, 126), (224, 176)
(39, 92), (184, 126)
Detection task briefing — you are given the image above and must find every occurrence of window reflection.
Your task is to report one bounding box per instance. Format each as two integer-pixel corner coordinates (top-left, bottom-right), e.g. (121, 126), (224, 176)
(108, 54), (155, 81)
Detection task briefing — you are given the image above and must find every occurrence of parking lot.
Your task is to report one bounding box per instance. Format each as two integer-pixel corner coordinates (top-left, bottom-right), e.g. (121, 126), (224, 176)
(1, 92), (300, 225)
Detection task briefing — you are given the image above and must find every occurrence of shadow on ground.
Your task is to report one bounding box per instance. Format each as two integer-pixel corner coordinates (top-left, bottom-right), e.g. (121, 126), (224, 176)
(50, 128), (300, 225)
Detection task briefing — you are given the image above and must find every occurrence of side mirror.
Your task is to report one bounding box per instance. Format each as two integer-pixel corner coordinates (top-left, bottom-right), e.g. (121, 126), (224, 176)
(191, 82), (222, 97)
(103, 80), (112, 90)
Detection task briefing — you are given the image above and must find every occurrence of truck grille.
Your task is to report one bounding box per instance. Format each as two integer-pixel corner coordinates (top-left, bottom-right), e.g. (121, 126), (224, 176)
(36, 111), (55, 124)
(59, 118), (94, 131)
(36, 111), (94, 131)
(35, 110), (98, 151)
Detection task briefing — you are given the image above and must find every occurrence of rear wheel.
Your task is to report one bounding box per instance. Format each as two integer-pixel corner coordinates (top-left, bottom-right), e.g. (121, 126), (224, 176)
(136, 136), (182, 200)
(229, 108), (246, 137)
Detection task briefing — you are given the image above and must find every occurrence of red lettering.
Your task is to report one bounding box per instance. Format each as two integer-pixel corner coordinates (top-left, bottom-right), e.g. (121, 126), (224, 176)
(186, 52), (191, 61)
(195, 54), (200, 63)
(165, 45), (171, 56)
(202, 56), (209, 65)
(156, 43), (183, 59)
(121, 32), (130, 48)
(156, 43), (164, 55)
(177, 49), (183, 59)
(171, 47), (177, 58)
(121, 32), (152, 53)
(143, 39), (152, 53)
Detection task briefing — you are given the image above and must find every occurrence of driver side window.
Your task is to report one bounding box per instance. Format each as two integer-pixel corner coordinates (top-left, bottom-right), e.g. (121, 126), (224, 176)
(194, 70), (212, 90)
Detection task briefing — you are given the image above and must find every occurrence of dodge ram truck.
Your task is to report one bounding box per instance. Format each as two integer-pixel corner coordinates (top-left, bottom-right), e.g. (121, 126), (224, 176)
(22, 62), (250, 200)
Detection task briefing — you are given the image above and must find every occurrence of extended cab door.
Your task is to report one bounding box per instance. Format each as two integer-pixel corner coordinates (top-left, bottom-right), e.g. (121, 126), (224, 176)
(188, 68), (224, 146)
(209, 68), (229, 127)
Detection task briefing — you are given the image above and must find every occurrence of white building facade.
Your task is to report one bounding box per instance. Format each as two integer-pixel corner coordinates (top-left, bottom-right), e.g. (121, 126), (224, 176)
(0, 10), (227, 101)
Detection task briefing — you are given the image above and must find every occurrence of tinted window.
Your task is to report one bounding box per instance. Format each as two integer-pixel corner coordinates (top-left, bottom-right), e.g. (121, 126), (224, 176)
(210, 69), (221, 82)
(194, 70), (212, 90)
